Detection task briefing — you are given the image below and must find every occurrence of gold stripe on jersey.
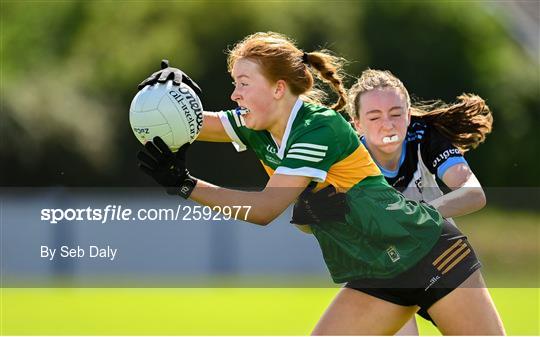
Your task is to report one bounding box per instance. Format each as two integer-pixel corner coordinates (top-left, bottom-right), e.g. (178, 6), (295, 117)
(261, 162), (275, 177)
(262, 145), (380, 193)
(318, 144), (381, 192)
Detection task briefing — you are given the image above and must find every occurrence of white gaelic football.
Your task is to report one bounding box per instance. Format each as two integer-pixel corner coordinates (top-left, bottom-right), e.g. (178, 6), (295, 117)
(129, 81), (203, 151)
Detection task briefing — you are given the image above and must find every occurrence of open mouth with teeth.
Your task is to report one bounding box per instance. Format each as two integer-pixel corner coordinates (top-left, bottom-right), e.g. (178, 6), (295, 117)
(382, 135), (399, 144)
(235, 107), (250, 116)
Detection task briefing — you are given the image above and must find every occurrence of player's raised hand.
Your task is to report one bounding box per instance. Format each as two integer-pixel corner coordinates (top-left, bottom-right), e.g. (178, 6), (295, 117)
(137, 137), (196, 198)
(290, 185), (350, 225)
(137, 59), (202, 96)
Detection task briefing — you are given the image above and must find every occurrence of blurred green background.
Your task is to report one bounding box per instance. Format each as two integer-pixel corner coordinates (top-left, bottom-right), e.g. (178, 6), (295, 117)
(1, 1), (538, 335)
(1, 1), (539, 192)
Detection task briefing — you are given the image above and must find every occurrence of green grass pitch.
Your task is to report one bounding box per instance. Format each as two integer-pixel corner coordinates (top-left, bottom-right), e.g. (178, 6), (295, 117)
(1, 287), (538, 335)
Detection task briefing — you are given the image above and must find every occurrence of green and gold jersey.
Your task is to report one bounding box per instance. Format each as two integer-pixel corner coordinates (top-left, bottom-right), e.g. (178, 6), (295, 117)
(218, 100), (443, 282)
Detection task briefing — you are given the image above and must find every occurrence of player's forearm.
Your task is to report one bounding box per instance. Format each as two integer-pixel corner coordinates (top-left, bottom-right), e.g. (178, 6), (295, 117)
(196, 111), (231, 142)
(189, 180), (289, 225)
(428, 186), (486, 218)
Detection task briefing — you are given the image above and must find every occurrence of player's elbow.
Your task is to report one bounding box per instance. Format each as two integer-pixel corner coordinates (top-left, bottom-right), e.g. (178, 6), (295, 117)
(469, 187), (487, 211)
(459, 172), (486, 212)
(251, 215), (273, 226)
(475, 188), (487, 210)
(249, 207), (280, 226)
(256, 219), (272, 226)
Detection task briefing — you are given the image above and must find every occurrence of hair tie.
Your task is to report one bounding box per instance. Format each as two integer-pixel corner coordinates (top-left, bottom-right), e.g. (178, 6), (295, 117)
(302, 52), (309, 64)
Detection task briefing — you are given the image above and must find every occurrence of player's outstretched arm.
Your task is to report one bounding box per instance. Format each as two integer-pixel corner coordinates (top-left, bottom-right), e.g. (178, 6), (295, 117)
(196, 112), (232, 142)
(137, 136), (311, 225)
(190, 174), (311, 226)
(428, 163), (487, 218)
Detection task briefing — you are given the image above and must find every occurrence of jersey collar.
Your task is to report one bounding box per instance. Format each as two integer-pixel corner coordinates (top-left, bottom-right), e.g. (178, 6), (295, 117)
(275, 98), (303, 159)
(360, 136), (407, 178)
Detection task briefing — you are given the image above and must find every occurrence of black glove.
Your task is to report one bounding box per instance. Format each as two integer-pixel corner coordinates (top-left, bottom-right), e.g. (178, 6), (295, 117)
(290, 185), (350, 225)
(137, 136), (197, 198)
(137, 59), (202, 96)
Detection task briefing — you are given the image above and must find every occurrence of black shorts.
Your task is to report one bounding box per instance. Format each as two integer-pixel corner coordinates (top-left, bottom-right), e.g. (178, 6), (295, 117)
(345, 219), (481, 325)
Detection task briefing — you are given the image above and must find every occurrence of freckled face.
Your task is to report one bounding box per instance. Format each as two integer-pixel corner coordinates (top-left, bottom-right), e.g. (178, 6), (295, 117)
(230, 58), (279, 130)
(354, 87), (410, 155)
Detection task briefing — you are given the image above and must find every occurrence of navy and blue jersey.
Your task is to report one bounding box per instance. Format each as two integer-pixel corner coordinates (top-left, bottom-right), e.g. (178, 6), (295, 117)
(361, 117), (468, 202)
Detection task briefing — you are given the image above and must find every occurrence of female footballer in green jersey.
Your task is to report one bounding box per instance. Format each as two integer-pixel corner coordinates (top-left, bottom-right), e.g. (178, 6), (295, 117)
(136, 32), (504, 335)
(291, 69), (494, 335)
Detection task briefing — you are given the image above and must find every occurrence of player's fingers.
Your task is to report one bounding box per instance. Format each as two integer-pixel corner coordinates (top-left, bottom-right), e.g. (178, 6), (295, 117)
(137, 78), (153, 90)
(153, 136), (173, 156)
(160, 59), (169, 70)
(309, 185), (336, 203)
(176, 143), (191, 157)
(138, 70), (161, 89)
(335, 197), (350, 213)
(143, 140), (163, 159)
(138, 162), (155, 176)
(183, 75), (202, 95)
(172, 75), (182, 86)
(333, 192), (347, 202)
(321, 184), (337, 195)
(137, 151), (158, 169)
(157, 70), (170, 83)
(301, 183), (317, 194)
(165, 71), (181, 86)
(137, 82), (147, 90)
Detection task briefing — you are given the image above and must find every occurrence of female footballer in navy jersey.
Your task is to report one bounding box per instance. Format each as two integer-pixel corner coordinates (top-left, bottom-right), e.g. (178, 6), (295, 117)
(136, 32), (504, 335)
(292, 69), (493, 335)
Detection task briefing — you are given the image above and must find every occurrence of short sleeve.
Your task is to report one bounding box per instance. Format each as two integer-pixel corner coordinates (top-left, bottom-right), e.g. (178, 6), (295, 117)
(275, 126), (341, 182)
(217, 110), (248, 152)
(421, 126), (468, 179)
